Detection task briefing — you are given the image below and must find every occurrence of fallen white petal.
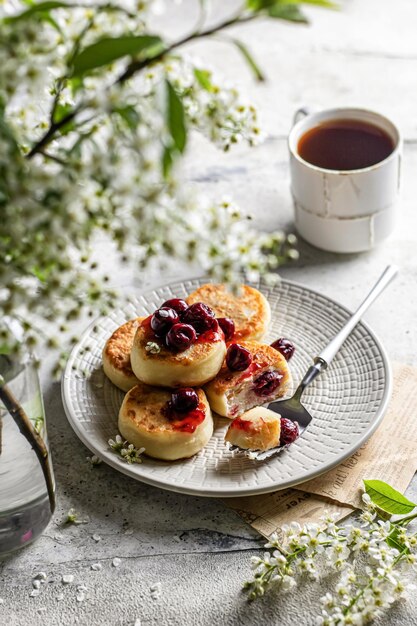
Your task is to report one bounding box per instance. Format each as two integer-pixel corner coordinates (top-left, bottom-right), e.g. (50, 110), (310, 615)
(62, 575), (74, 585)
(91, 563), (102, 571)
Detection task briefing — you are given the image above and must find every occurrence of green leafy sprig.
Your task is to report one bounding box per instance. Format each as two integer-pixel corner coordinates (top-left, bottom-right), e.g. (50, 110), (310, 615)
(244, 479), (417, 624)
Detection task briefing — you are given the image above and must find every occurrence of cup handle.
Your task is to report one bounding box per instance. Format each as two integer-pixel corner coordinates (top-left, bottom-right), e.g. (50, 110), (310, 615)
(292, 106), (314, 126)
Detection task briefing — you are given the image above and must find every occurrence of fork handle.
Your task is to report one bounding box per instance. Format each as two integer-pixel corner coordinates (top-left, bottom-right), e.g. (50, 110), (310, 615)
(318, 264), (398, 365)
(294, 265), (398, 398)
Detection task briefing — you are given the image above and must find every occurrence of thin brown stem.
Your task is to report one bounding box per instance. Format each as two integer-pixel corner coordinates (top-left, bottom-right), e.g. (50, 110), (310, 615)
(26, 12), (256, 159)
(0, 385), (55, 513)
(27, 105), (83, 158)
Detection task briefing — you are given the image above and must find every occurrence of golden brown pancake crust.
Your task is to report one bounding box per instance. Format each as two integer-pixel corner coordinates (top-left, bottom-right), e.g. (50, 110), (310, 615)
(103, 317), (143, 376)
(122, 383), (208, 433)
(187, 284), (269, 340)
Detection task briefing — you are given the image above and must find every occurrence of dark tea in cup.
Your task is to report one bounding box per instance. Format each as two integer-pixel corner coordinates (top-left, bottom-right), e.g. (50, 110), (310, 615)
(297, 119), (395, 171)
(288, 107), (401, 252)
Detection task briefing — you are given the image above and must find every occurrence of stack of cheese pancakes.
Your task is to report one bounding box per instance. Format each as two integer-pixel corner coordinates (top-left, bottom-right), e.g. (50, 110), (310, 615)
(103, 284), (295, 460)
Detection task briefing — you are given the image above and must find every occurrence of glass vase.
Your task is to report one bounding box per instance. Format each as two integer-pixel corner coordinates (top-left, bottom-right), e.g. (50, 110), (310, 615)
(0, 354), (55, 556)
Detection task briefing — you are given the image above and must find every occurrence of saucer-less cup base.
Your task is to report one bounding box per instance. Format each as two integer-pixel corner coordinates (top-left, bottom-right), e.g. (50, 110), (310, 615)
(288, 107), (401, 253)
(294, 201), (397, 254)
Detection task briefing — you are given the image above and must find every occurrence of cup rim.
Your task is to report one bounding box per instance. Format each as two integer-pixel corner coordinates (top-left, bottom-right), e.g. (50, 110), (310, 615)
(288, 107), (402, 175)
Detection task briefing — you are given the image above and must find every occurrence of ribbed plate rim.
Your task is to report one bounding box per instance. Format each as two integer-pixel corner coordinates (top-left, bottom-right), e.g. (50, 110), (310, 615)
(61, 275), (392, 497)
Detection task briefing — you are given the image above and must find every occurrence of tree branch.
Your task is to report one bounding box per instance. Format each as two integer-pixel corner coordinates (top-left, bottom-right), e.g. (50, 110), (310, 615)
(26, 12), (256, 160)
(0, 384), (55, 513)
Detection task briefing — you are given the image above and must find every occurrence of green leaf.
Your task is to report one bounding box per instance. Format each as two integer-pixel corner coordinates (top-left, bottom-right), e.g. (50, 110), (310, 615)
(67, 76), (83, 95)
(364, 480), (417, 515)
(386, 526), (410, 553)
(193, 68), (214, 92)
(72, 35), (164, 77)
(53, 102), (72, 123)
(268, 4), (308, 22)
(247, 0), (336, 10)
(295, 0), (336, 6)
(52, 103), (76, 135)
(230, 39), (265, 82)
(165, 80), (187, 154)
(33, 416), (44, 435)
(113, 105), (140, 130)
(4, 1), (69, 23)
(162, 145), (174, 178)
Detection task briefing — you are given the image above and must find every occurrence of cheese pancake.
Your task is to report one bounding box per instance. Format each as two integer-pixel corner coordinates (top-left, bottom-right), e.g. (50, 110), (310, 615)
(118, 383), (213, 460)
(187, 284), (270, 341)
(102, 317), (144, 391)
(130, 317), (226, 388)
(225, 407), (281, 451)
(204, 341), (291, 418)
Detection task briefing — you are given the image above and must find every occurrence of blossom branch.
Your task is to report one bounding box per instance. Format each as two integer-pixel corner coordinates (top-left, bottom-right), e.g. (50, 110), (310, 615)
(0, 384), (55, 513)
(26, 12), (256, 159)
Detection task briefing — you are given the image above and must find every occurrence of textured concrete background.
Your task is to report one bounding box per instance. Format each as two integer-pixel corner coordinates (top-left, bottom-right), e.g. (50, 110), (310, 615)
(1, 0), (417, 624)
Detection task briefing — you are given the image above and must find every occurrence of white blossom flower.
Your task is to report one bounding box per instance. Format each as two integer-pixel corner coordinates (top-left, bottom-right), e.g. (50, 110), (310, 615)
(244, 488), (417, 621)
(0, 1), (298, 365)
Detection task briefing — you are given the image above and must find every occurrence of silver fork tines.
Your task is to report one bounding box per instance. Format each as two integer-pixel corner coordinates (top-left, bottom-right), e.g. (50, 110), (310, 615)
(227, 443), (288, 461)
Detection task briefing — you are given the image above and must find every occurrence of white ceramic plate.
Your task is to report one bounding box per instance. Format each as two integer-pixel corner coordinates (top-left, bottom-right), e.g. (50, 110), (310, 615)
(62, 277), (391, 497)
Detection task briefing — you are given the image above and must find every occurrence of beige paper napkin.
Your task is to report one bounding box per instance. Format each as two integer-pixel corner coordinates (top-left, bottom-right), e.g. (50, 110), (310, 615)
(227, 363), (417, 538)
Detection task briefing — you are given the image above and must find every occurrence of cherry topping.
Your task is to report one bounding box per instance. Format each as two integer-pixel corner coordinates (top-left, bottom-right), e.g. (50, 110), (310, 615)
(150, 307), (179, 336)
(226, 343), (252, 372)
(253, 371), (283, 397)
(166, 323), (196, 352)
(181, 302), (215, 334)
(271, 338), (295, 361)
(217, 317), (235, 342)
(171, 388), (199, 413)
(280, 418), (299, 446)
(161, 298), (189, 315)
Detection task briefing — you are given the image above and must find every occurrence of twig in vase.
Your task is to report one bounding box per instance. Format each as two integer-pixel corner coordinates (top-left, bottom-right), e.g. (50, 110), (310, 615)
(0, 385), (55, 513)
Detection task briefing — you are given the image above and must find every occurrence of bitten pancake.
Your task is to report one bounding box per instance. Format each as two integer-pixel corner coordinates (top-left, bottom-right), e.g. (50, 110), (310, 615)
(102, 317), (144, 391)
(130, 317), (226, 388)
(204, 341), (291, 418)
(225, 407), (281, 451)
(118, 383), (213, 460)
(187, 284), (271, 341)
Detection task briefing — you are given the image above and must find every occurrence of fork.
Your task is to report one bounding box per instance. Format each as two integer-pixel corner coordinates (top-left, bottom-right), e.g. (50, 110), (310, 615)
(229, 265), (398, 461)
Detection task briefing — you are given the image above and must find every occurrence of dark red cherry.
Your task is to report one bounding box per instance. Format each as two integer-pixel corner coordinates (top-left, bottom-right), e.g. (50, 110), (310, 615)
(217, 317), (235, 342)
(150, 307), (179, 336)
(280, 418), (299, 446)
(166, 323), (196, 352)
(271, 338), (295, 361)
(226, 343), (252, 372)
(171, 388), (199, 413)
(253, 371), (283, 397)
(181, 302), (215, 334)
(161, 298), (189, 315)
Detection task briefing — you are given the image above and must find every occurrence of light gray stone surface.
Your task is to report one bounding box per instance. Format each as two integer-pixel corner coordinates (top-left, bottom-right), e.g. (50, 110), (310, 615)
(1, 1), (417, 624)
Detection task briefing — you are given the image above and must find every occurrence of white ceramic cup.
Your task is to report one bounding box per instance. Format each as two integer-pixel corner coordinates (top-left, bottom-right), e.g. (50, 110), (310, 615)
(288, 107), (402, 253)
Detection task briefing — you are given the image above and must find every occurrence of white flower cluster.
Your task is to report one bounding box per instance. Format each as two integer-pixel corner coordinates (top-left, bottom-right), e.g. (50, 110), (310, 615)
(108, 434), (145, 464)
(245, 494), (417, 625)
(0, 1), (297, 365)
(163, 56), (263, 150)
